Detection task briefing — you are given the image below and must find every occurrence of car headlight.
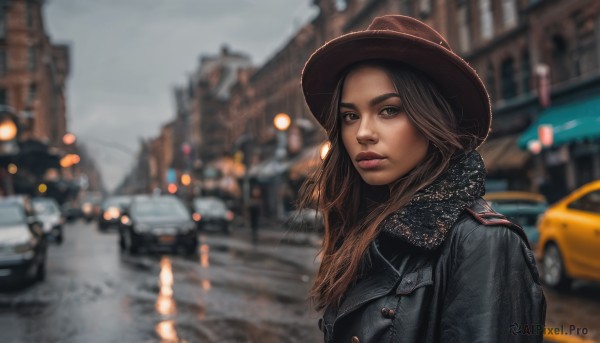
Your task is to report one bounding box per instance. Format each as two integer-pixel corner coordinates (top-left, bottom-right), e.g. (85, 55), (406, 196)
(82, 203), (93, 214)
(14, 238), (36, 254)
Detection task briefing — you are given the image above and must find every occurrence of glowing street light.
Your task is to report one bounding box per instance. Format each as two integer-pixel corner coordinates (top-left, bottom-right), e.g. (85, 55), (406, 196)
(0, 117), (17, 141)
(63, 133), (77, 145)
(38, 183), (48, 193)
(273, 113), (291, 131)
(181, 174), (191, 186)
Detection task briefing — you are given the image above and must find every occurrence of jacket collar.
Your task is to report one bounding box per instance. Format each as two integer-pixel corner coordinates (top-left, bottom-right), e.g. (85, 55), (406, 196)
(378, 151), (486, 250)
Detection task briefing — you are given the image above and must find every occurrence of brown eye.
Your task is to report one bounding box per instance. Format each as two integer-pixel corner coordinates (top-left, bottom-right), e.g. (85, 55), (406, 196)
(341, 112), (359, 122)
(381, 107), (401, 117)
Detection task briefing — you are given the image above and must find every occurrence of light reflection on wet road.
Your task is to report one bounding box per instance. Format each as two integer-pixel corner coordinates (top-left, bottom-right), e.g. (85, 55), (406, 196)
(0, 221), (322, 343)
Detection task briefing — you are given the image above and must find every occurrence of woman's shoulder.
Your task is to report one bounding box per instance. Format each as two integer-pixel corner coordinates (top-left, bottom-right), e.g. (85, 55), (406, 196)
(446, 198), (532, 252)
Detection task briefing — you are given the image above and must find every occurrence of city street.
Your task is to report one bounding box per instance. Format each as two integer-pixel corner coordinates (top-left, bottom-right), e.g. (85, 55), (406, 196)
(1, 220), (599, 343)
(0, 221), (323, 343)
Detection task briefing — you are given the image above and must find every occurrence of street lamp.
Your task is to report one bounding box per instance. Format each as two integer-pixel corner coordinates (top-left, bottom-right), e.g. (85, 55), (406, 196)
(0, 117), (17, 142)
(273, 113), (291, 221)
(273, 113), (290, 160)
(63, 133), (77, 146)
(273, 113), (291, 131)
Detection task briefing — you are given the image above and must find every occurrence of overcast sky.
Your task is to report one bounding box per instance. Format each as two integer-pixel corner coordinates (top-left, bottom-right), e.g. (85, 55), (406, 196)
(43, 0), (318, 191)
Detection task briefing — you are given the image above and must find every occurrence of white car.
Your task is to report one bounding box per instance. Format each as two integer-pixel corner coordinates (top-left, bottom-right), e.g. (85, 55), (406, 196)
(32, 197), (64, 244)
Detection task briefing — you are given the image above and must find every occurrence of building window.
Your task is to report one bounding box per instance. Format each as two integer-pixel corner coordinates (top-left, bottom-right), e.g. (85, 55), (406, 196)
(0, 88), (6, 105)
(521, 51), (531, 94)
(572, 11), (598, 77)
(479, 0), (494, 40)
(0, 5), (5, 39)
(501, 58), (517, 100)
(502, 0), (518, 29)
(28, 84), (36, 104)
(501, 58), (517, 99)
(486, 63), (496, 101)
(0, 49), (6, 76)
(419, 0), (432, 19)
(26, 2), (33, 28)
(335, 0), (347, 11)
(551, 34), (569, 83)
(28, 47), (36, 71)
(457, 0), (471, 53)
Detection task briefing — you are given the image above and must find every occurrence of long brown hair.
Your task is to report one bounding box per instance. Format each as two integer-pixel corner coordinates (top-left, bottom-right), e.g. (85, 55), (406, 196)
(298, 61), (479, 311)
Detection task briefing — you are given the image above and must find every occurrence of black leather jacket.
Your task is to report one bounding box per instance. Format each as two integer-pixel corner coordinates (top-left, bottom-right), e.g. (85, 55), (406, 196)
(319, 199), (546, 343)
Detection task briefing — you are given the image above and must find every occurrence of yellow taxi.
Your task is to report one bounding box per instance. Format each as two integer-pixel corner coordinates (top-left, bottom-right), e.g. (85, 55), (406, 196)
(537, 180), (600, 290)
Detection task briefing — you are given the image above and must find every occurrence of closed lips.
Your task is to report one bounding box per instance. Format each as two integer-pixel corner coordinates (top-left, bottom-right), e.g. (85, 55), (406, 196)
(356, 152), (385, 161)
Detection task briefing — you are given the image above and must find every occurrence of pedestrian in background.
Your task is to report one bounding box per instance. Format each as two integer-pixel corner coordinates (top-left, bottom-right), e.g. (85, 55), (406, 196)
(299, 15), (546, 342)
(248, 185), (262, 244)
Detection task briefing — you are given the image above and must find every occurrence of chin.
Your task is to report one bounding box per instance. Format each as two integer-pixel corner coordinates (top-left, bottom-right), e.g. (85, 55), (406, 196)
(359, 174), (394, 186)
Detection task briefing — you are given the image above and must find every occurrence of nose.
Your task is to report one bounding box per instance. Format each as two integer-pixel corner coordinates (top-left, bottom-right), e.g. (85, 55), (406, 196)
(356, 117), (378, 144)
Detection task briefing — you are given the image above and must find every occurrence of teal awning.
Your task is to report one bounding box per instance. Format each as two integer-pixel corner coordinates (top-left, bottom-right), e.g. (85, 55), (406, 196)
(517, 95), (600, 149)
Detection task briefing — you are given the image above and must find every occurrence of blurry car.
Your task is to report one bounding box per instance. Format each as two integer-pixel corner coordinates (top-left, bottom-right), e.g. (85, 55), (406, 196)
(285, 208), (324, 232)
(537, 180), (600, 290)
(119, 195), (197, 254)
(62, 200), (83, 222)
(191, 197), (234, 234)
(32, 197), (65, 244)
(483, 191), (547, 248)
(81, 192), (103, 222)
(98, 195), (132, 231)
(0, 196), (47, 285)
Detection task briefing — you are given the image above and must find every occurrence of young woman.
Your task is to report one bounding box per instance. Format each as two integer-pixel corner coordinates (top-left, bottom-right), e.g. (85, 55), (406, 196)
(299, 15), (546, 342)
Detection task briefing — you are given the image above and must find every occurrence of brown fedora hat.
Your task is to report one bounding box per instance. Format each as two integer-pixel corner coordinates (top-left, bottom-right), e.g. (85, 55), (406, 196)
(301, 15), (491, 146)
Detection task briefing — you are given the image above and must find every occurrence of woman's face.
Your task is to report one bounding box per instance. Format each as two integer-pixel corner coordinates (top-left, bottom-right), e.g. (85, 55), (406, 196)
(340, 65), (429, 186)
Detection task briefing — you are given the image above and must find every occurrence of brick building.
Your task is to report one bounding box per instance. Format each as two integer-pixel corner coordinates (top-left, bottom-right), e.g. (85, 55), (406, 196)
(0, 0), (69, 147)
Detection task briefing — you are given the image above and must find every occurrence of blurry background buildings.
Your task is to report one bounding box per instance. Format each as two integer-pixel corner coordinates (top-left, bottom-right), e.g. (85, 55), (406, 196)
(0, 0), (103, 204)
(117, 0), (600, 222)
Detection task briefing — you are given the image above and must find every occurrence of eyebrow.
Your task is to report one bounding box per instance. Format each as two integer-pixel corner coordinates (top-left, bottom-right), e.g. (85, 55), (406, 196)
(339, 93), (401, 109)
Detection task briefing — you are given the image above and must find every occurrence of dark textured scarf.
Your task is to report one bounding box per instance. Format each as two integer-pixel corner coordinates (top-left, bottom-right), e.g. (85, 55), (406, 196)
(378, 150), (486, 250)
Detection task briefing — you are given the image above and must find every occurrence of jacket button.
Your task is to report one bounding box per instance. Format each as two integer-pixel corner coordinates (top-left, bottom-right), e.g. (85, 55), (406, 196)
(381, 307), (396, 319)
(351, 336), (360, 343)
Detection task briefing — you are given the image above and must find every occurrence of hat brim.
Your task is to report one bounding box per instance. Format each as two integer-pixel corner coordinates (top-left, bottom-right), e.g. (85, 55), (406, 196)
(301, 30), (491, 146)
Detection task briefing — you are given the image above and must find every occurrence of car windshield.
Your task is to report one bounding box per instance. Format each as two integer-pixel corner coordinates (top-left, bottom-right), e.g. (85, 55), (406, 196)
(132, 199), (190, 219)
(0, 205), (26, 226)
(194, 199), (227, 213)
(33, 199), (60, 215)
(103, 196), (131, 209)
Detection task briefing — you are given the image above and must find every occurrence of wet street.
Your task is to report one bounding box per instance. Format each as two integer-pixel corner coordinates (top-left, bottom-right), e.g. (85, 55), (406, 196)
(0, 221), (322, 343)
(1, 220), (600, 343)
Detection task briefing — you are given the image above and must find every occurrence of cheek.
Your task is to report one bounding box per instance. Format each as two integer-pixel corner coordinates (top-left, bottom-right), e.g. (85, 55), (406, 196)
(341, 127), (355, 152)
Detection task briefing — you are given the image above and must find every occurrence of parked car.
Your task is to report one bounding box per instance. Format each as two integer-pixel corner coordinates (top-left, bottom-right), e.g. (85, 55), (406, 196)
(285, 208), (324, 232)
(191, 197), (234, 234)
(98, 195), (132, 231)
(0, 196), (47, 285)
(537, 180), (600, 290)
(483, 191), (547, 248)
(32, 197), (65, 244)
(119, 195), (197, 254)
